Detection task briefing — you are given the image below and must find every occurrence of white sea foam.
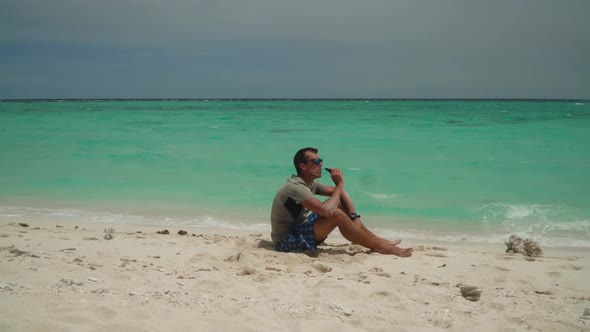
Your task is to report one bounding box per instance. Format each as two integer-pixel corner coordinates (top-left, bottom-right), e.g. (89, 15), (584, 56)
(478, 202), (562, 222)
(354, 202), (590, 248)
(2, 204), (588, 247)
(505, 204), (543, 219)
(188, 215), (267, 231)
(0, 205), (267, 231)
(363, 191), (399, 200)
(472, 202), (590, 247)
(376, 226), (590, 248)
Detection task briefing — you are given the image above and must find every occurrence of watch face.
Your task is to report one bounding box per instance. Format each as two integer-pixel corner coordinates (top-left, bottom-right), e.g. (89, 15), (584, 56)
(350, 213), (358, 219)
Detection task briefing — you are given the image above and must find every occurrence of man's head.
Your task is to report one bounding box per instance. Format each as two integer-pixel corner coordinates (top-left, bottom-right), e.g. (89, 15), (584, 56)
(293, 147), (323, 177)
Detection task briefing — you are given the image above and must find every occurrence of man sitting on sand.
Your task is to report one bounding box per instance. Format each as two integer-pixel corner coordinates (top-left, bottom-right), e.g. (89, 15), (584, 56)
(270, 147), (413, 257)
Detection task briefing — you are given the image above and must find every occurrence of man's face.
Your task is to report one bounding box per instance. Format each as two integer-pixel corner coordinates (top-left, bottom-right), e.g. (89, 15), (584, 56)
(301, 151), (323, 179)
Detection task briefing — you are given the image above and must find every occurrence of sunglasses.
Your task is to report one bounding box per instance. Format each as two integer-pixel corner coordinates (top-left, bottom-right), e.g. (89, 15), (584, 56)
(306, 158), (323, 165)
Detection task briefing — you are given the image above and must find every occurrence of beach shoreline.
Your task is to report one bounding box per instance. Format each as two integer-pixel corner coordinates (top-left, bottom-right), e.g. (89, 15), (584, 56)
(3, 202), (589, 250)
(1, 218), (589, 331)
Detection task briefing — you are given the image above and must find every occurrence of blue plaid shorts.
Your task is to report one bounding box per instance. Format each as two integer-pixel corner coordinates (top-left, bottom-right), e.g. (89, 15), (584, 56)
(275, 213), (320, 252)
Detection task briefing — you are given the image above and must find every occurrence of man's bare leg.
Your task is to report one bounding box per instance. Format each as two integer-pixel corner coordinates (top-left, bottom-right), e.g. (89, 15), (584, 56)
(337, 203), (401, 246)
(353, 218), (401, 246)
(314, 210), (413, 257)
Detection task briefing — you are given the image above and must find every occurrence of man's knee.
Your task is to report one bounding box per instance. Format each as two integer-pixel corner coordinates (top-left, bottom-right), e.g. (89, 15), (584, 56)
(332, 209), (349, 223)
(316, 210), (347, 228)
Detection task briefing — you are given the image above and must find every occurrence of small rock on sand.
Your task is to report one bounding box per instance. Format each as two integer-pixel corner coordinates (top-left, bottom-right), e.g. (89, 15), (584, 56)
(177, 230), (187, 235)
(458, 284), (482, 302)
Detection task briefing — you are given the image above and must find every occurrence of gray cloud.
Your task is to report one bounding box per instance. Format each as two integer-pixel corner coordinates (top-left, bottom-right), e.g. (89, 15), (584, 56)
(1, 0), (589, 98)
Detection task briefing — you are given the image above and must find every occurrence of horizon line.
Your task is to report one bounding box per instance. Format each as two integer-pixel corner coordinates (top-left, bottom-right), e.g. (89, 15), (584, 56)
(1, 98), (588, 102)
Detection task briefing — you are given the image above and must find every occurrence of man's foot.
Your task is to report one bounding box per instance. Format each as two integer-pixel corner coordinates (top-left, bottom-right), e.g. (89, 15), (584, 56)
(376, 243), (413, 257)
(388, 239), (402, 246)
(391, 246), (413, 257)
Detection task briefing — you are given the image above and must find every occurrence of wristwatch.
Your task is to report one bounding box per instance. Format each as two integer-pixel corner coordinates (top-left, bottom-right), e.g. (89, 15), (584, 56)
(349, 212), (361, 220)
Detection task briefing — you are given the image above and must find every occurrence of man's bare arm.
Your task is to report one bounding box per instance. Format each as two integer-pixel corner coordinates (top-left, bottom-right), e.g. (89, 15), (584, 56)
(319, 187), (355, 212)
(301, 168), (345, 217)
(340, 190), (356, 213)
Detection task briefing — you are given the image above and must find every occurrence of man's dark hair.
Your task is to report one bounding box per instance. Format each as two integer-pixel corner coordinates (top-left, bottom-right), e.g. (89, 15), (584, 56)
(293, 147), (318, 176)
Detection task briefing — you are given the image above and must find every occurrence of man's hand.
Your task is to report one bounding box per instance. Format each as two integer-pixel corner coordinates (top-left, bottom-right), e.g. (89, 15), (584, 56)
(330, 168), (344, 187)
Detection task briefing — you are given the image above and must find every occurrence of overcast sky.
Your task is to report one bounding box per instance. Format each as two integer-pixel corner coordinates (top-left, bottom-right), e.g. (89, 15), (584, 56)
(1, 0), (589, 99)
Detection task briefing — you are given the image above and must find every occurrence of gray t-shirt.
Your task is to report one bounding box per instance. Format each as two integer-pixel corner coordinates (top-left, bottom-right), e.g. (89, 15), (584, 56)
(270, 175), (327, 243)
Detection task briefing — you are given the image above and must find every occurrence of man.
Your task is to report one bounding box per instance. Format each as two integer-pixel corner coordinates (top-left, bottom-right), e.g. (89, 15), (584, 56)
(270, 147), (413, 257)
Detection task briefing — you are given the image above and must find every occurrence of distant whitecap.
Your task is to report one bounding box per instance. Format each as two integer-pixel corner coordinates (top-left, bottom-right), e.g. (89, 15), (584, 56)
(364, 191), (399, 200)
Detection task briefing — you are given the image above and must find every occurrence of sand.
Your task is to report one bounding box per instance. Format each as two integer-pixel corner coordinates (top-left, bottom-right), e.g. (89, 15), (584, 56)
(1, 219), (589, 331)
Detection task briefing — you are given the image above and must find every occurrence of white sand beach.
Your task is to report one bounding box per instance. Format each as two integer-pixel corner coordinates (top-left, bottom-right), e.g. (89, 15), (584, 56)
(1, 219), (589, 331)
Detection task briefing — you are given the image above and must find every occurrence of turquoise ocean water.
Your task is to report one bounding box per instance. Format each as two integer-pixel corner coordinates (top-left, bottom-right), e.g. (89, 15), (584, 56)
(1, 99), (589, 247)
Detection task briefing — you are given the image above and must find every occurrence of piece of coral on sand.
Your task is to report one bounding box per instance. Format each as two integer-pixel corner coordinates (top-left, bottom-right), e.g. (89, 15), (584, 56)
(505, 234), (543, 257)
